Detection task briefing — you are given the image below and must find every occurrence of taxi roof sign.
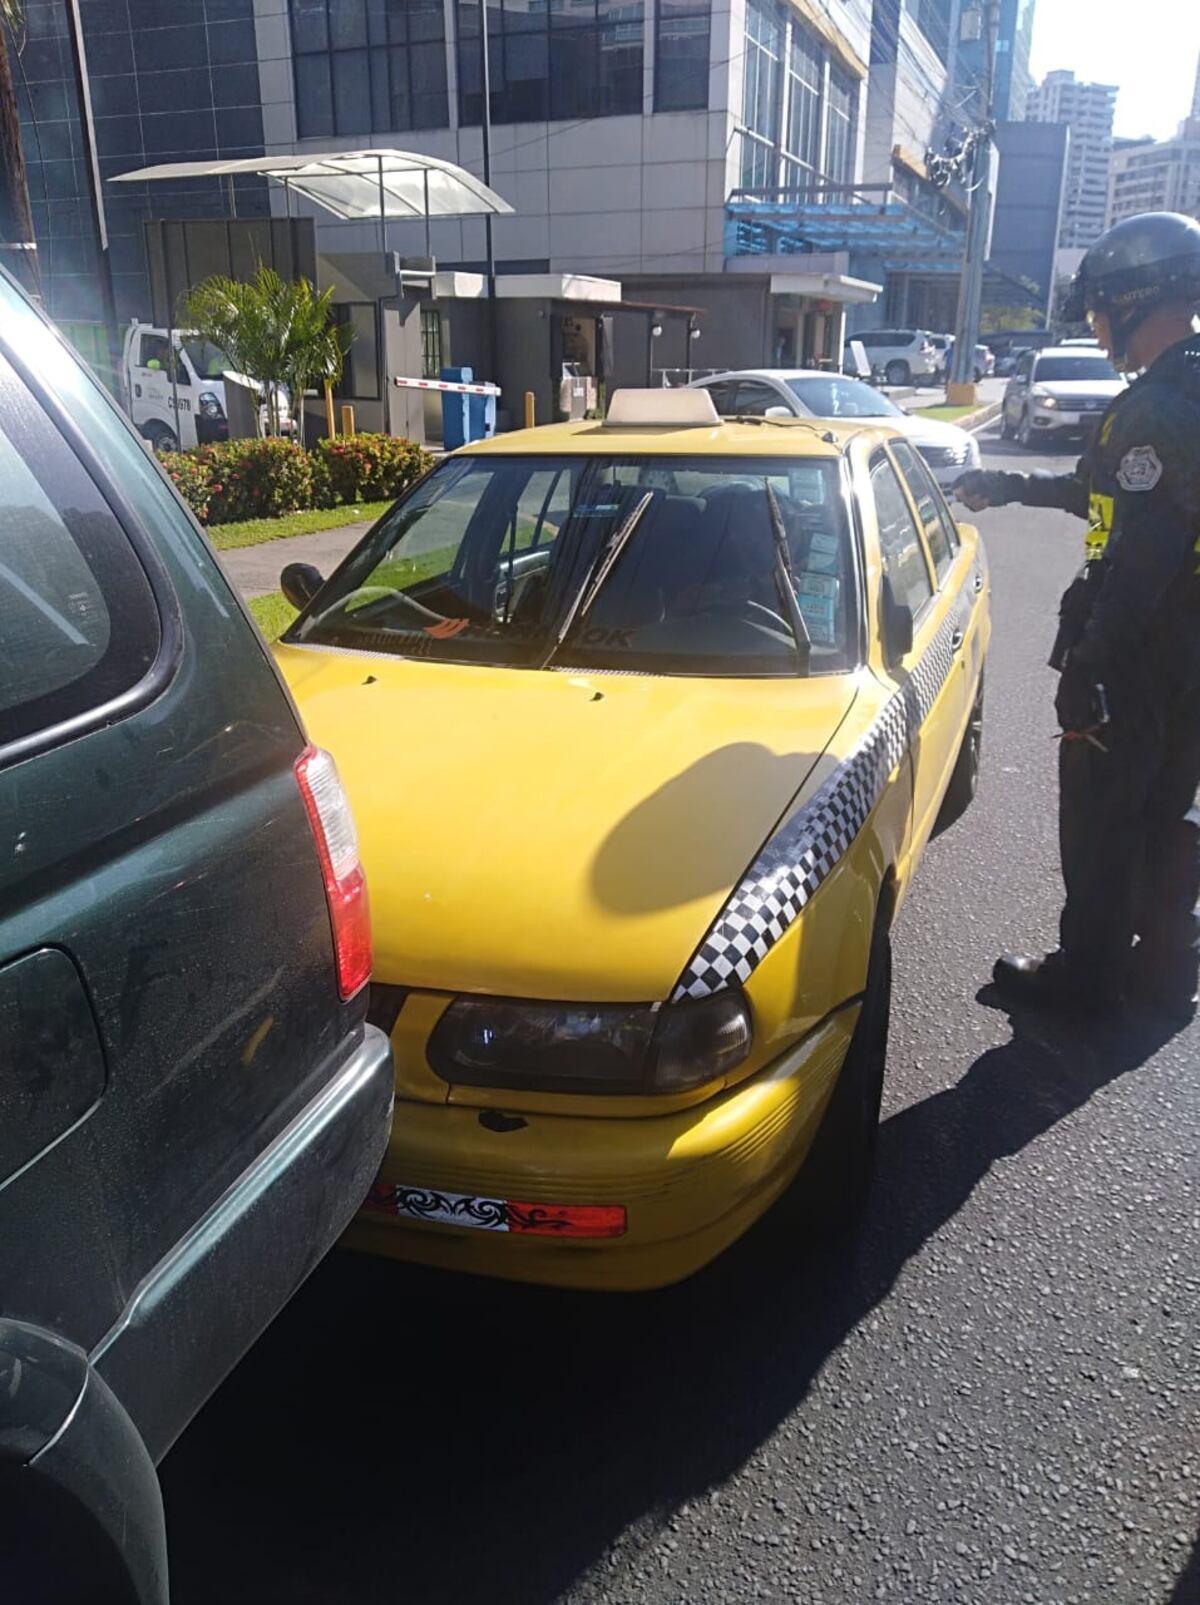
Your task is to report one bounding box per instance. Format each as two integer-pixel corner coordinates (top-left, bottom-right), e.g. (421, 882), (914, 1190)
(604, 389), (720, 428)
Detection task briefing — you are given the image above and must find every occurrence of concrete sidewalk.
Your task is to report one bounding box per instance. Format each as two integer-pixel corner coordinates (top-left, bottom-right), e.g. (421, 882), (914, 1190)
(894, 375), (1007, 414)
(217, 519), (375, 599)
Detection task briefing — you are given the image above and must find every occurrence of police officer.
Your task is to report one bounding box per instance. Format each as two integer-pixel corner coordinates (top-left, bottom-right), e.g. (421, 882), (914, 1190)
(956, 211), (1200, 1020)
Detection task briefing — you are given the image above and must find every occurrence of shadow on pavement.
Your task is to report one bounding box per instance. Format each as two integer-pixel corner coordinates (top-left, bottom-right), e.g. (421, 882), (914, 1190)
(162, 1005), (1186, 1605)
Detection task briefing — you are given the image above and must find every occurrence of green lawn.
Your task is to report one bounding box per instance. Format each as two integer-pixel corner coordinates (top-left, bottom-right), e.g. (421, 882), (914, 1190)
(208, 500), (392, 552)
(910, 404), (981, 423)
(249, 591), (298, 642)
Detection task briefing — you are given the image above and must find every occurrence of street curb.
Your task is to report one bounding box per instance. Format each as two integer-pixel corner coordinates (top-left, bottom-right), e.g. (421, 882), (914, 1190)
(965, 401), (1003, 433)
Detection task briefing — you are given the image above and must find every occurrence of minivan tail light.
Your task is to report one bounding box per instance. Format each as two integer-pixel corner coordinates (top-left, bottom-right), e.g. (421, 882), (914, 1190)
(294, 745), (372, 1000)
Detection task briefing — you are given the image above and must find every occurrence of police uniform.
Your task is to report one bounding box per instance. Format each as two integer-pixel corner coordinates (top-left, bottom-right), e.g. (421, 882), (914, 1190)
(958, 299), (1200, 1017)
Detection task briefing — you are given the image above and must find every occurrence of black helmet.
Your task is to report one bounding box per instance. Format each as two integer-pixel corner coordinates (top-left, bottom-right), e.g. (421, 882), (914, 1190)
(1063, 212), (1200, 339)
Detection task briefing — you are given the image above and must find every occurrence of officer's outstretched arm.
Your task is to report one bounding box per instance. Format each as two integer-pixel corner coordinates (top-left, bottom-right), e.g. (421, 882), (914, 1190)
(1071, 389), (1200, 668)
(955, 458), (1089, 516)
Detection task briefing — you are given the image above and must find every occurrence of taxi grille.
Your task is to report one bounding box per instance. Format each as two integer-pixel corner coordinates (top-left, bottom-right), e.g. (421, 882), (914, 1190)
(917, 442), (971, 468)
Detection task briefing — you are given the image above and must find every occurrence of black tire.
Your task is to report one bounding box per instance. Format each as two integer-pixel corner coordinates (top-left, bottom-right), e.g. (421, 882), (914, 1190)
(885, 359), (911, 386)
(144, 421), (178, 454)
(788, 914), (892, 1227)
(935, 673), (984, 834)
(1000, 405), (1016, 440)
(1017, 409), (1035, 449)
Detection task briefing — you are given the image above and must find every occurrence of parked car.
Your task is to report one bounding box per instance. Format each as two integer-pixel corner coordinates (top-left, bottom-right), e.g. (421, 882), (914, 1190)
(688, 369), (982, 489)
(932, 337), (994, 382)
(121, 320), (295, 452)
(0, 270), (393, 1603)
(1001, 345), (1126, 446)
(985, 328), (1057, 365)
(842, 328), (939, 386)
(271, 388), (990, 1293)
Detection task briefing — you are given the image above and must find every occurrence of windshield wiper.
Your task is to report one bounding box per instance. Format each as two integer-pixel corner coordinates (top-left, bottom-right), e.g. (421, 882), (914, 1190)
(539, 490), (655, 668)
(765, 483), (811, 677)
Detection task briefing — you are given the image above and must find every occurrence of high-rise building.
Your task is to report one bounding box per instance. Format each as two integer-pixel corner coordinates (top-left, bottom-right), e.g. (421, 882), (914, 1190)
(1108, 122), (1200, 227)
(1192, 49), (1200, 119)
(957, 0), (1037, 122)
(1026, 69), (1118, 248)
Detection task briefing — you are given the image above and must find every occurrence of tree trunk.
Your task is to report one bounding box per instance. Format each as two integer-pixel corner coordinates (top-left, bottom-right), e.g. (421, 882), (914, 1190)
(0, 26), (39, 296)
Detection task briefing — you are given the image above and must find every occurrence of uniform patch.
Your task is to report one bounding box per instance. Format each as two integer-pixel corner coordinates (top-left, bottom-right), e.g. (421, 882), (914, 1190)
(1116, 445), (1163, 492)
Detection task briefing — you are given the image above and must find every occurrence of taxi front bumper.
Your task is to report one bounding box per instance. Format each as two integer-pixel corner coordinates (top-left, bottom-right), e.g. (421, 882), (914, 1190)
(345, 1008), (858, 1290)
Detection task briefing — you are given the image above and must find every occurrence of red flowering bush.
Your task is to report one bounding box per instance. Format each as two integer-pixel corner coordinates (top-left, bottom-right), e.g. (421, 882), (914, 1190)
(314, 433), (432, 505)
(156, 433), (430, 525)
(158, 449), (212, 523)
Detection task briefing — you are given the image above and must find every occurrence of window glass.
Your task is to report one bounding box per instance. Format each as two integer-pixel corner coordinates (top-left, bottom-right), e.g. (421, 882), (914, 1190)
(733, 381), (786, 415)
(655, 0), (710, 112)
(826, 63), (855, 185)
(741, 0), (782, 188)
(869, 451), (933, 619)
(290, 0), (449, 134)
(290, 454), (860, 677)
(333, 304), (381, 400)
(0, 355), (160, 749)
(458, 0), (643, 124)
(702, 381), (738, 414)
(888, 439), (957, 581)
(783, 20), (821, 191)
(787, 376), (901, 418)
(1033, 356), (1119, 382)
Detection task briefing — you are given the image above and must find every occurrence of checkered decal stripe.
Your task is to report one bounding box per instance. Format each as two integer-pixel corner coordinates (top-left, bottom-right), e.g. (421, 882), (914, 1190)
(672, 588), (971, 1002)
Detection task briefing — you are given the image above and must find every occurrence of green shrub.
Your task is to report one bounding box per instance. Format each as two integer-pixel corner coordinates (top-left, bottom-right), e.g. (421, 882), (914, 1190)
(159, 449), (212, 523)
(315, 433), (432, 505)
(202, 438), (318, 525)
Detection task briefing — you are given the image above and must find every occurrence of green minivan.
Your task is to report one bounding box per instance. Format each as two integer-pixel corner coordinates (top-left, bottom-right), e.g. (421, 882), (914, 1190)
(0, 272), (394, 1602)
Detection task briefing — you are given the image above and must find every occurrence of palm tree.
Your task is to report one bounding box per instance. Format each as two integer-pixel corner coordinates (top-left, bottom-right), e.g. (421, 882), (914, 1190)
(184, 266), (349, 437)
(0, 0), (39, 295)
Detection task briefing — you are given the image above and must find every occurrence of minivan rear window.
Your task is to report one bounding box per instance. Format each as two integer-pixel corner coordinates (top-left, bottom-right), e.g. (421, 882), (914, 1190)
(0, 352), (160, 750)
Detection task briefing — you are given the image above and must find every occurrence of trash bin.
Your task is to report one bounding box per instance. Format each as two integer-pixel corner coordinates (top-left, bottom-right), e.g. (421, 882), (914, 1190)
(440, 367), (496, 448)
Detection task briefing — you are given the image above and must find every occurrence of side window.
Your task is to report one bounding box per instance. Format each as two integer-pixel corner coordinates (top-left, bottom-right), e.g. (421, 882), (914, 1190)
(869, 450), (934, 621)
(888, 440), (959, 581)
(0, 354), (161, 752)
(138, 333), (170, 369)
(703, 381), (738, 416)
(1016, 352), (1034, 381)
(733, 381), (785, 416)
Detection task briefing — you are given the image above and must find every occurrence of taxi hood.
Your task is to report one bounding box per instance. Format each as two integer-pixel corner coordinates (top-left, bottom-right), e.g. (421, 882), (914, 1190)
(276, 647), (858, 1002)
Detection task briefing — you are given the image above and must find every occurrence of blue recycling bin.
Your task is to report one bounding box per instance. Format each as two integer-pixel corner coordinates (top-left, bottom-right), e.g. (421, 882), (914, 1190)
(440, 367), (496, 448)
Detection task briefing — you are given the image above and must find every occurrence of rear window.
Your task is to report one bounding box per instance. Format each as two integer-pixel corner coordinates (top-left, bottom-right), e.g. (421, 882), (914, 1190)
(289, 453), (860, 678)
(0, 351), (160, 751)
(1034, 356), (1118, 382)
(787, 376), (901, 419)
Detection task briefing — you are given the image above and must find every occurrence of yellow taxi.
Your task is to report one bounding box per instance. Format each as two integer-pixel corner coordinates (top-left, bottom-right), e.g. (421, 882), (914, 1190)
(273, 389), (989, 1289)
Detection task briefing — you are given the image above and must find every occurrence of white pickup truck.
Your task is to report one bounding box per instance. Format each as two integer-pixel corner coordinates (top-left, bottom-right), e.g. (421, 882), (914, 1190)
(121, 321), (294, 451)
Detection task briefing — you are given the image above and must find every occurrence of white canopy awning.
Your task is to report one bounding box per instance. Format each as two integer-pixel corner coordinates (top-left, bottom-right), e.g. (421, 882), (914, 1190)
(109, 149), (513, 222)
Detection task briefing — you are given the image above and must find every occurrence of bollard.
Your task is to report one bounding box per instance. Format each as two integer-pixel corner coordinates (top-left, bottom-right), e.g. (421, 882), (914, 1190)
(524, 391), (536, 430)
(324, 381), (337, 438)
(340, 404), (355, 438)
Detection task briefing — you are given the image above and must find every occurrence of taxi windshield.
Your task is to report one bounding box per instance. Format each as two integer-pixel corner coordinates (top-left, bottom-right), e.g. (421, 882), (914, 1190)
(287, 453), (859, 678)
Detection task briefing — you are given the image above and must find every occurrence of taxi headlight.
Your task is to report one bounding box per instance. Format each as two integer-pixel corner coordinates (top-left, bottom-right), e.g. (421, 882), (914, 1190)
(429, 992), (752, 1095)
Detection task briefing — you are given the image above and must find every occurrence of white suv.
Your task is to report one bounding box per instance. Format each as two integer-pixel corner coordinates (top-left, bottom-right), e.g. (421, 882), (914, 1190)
(843, 328), (939, 386)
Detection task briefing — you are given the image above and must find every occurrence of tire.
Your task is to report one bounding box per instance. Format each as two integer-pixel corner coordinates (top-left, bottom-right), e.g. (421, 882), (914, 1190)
(1000, 405), (1016, 440)
(1017, 409), (1035, 449)
(787, 913), (892, 1228)
(935, 673), (984, 835)
(144, 421), (178, 453)
(885, 360), (911, 386)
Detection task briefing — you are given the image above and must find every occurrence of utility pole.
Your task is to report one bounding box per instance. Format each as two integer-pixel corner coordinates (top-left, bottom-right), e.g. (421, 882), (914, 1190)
(947, 0), (1000, 404)
(479, 0), (497, 381)
(65, 0), (119, 386)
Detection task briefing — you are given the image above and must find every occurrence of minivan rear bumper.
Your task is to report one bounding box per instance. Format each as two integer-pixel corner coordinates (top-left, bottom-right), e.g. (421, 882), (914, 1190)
(90, 1026), (393, 1462)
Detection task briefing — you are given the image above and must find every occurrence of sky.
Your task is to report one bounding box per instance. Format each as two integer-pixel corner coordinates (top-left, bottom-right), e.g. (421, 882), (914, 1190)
(1028, 0), (1200, 140)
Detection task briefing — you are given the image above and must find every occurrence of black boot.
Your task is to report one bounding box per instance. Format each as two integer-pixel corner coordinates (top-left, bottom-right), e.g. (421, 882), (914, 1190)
(992, 952), (1121, 1016)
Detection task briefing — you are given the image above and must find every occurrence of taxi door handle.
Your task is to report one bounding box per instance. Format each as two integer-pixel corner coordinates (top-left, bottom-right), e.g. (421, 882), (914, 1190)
(951, 627), (965, 653)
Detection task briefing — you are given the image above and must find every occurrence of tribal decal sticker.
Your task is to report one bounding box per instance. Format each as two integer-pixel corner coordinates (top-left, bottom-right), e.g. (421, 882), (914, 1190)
(364, 1183), (627, 1238)
(672, 583), (974, 1002)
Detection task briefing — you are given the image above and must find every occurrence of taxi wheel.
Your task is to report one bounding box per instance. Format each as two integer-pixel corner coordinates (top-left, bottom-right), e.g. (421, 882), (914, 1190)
(934, 675), (984, 835)
(790, 916), (891, 1229)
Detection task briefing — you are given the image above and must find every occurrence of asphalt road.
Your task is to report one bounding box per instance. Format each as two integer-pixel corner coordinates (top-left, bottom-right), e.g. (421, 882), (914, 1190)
(162, 425), (1199, 1605)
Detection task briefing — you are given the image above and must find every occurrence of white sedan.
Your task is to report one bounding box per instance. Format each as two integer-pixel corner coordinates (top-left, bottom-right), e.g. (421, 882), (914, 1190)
(688, 369), (981, 489)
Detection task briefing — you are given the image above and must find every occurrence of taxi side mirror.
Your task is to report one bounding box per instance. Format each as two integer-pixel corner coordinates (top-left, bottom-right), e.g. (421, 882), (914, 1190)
(280, 562), (323, 611)
(881, 576), (914, 666)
